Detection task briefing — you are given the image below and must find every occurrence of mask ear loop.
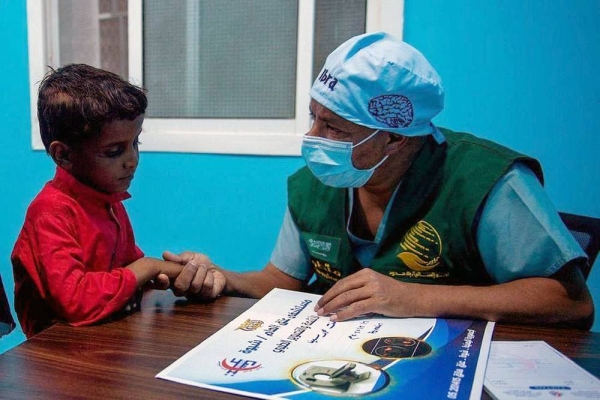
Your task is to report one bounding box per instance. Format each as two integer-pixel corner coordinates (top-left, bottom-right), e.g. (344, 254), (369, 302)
(366, 153), (389, 172)
(351, 129), (389, 172)
(351, 129), (380, 148)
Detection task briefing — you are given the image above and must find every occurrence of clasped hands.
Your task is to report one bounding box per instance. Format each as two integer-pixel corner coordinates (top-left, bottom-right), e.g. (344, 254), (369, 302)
(151, 251), (226, 299)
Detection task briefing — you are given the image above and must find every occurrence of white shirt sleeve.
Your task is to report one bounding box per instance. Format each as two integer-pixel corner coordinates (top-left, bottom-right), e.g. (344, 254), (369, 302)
(477, 162), (586, 283)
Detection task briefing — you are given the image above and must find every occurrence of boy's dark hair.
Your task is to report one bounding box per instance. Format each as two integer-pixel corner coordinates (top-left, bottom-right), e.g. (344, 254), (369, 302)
(37, 64), (148, 152)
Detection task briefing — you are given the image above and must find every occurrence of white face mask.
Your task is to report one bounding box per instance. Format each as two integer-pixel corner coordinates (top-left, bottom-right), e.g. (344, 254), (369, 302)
(301, 129), (388, 188)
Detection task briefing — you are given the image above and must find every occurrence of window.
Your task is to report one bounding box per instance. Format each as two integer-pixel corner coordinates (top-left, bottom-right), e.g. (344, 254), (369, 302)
(27, 0), (404, 155)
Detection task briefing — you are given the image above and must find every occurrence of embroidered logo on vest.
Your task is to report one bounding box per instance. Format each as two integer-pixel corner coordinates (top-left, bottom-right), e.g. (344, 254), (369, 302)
(368, 94), (414, 128)
(317, 68), (338, 91)
(302, 232), (341, 264)
(397, 220), (441, 271)
(311, 259), (342, 283)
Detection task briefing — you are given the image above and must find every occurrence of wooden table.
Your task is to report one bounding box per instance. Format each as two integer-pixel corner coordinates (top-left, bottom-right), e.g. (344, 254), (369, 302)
(1, 290), (599, 399)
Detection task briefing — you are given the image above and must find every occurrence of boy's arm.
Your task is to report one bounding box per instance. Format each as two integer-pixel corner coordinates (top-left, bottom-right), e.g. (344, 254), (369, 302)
(13, 207), (181, 329)
(126, 258), (183, 286)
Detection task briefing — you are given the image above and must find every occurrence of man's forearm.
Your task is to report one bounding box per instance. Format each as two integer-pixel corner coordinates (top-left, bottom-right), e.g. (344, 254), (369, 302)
(415, 277), (594, 329)
(218, 263), (303, 299)
(219, 270), (271, 298)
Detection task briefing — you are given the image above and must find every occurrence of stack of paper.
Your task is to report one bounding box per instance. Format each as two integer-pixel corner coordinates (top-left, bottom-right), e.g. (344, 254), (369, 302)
(484, 340), (600, 399)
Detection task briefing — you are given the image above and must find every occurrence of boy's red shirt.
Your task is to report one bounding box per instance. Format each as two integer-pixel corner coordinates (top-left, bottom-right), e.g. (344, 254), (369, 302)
(11, 167), (143, 337)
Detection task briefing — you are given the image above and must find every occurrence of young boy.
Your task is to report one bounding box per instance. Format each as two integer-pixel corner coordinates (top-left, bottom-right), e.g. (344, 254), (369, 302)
(11, 64), (183, 337)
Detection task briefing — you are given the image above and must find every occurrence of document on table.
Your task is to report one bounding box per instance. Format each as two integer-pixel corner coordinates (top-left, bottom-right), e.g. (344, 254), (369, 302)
(484, 340), (600, 399)
(157, 288), (495, 399)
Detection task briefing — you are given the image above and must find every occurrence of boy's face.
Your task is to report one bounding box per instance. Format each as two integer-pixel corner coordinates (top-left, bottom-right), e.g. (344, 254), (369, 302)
(67, 115), (144, 194)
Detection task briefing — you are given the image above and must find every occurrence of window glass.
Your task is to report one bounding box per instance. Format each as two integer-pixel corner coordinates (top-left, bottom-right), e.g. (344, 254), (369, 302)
(99, 0), (129, 77)
(313, 0), (366, 81)
(143, 0), (298, 119)
(56, 0), (128, 78)
(57, 0), (101, 67)
(28, 0), (402, 154)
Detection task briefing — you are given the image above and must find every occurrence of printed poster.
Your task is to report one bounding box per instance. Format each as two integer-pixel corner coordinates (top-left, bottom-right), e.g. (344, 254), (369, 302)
(157, 288), (495, 399)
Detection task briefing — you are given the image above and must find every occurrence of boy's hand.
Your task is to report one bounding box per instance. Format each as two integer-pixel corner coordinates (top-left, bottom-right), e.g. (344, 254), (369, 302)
(150, 273), (170, 290)
(162, 251), (226, 299)
(126, 257), (183, 288)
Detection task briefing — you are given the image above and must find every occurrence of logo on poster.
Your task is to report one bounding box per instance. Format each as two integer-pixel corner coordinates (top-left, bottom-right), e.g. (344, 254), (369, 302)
(236, 319), (264, 331)
(219, 358), (262, 376)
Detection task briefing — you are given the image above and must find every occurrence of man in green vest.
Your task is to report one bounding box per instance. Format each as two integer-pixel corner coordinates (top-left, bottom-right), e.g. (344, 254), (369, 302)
(165, 32), (594, 329)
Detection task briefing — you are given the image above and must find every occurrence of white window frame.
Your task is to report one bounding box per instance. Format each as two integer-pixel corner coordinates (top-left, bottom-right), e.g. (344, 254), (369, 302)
(27, 0), (404, 156)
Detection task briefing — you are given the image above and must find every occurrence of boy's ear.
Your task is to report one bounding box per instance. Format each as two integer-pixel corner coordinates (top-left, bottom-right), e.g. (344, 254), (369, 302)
(48, 141), (73, 170)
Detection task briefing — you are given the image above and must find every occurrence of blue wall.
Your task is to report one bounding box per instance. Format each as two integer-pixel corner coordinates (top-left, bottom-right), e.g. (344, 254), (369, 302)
(1, 1), (599, 353)
(403, 0), (600, 330)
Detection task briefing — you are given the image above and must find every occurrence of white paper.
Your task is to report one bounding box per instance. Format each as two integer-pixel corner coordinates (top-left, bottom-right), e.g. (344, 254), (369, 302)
(484, 340), (600, 399)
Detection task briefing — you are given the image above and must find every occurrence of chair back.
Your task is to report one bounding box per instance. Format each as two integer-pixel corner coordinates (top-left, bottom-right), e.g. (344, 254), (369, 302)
(559, 212), (600, 280)
(1, 274), (16, 337)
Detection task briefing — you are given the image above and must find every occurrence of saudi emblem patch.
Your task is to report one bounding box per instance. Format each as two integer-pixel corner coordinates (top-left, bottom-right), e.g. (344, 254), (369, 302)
(397, 221), (442, 271)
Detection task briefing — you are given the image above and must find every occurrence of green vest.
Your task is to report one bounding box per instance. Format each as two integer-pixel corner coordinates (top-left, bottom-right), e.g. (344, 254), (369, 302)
(288, 129), (543, 294)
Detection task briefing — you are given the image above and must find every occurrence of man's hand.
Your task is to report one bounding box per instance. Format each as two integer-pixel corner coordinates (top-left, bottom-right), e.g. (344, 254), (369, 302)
(162, 251), (226, 299)
(314, 265), (595, 328)
(314, 269), (416, 321)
